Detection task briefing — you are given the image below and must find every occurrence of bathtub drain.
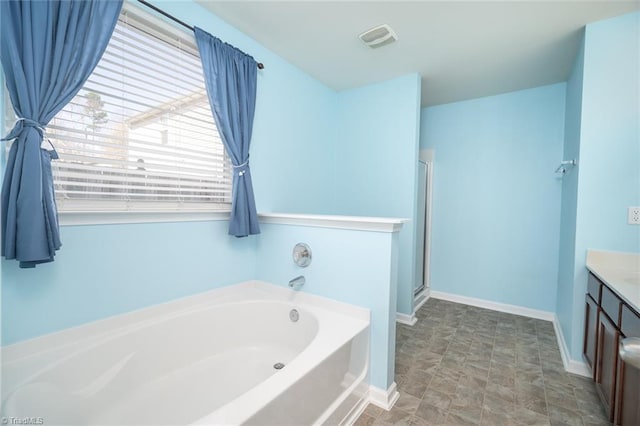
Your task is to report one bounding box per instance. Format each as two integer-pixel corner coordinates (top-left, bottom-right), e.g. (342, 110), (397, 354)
(273, 362), (285, 370)
(289, 309), (299, 322)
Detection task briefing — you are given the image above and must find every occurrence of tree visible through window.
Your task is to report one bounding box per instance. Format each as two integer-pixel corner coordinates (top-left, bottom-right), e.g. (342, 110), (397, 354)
(45, 7), (232, 212)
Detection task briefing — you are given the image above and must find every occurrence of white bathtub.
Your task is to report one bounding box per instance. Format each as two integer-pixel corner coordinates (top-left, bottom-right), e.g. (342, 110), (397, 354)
(1, 281), (370, 425)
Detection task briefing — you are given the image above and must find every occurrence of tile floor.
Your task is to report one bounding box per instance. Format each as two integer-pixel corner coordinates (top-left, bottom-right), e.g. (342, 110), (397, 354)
(355, 298), (611, 426)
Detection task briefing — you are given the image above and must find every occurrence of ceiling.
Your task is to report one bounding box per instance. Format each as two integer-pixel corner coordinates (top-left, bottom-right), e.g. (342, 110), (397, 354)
(197, 1), (640, 106)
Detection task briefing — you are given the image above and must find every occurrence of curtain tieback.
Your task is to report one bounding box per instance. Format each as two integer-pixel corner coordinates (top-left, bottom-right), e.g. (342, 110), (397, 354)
(232, 160), (249, 176)
(1, 117), (47, 141)
(1, 118), (58, 159)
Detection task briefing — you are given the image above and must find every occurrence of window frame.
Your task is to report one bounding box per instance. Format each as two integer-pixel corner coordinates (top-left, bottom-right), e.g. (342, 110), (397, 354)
(47, 2), (233, 225)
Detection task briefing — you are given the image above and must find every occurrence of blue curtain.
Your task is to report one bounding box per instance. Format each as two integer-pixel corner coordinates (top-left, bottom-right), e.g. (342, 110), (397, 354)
(194, 27), (260, 237)
(1, 0), (123, 268)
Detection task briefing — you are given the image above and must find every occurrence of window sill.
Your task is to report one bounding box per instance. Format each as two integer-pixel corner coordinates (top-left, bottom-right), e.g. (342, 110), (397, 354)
(59, 210), (231, 226)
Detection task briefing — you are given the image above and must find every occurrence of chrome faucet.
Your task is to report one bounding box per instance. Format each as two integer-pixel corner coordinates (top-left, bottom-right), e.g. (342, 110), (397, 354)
(288, 275), (305, 291)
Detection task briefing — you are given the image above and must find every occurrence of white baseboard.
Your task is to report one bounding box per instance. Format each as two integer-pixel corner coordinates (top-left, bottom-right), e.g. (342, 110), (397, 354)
(396, 312), (417, 326)
(396, 288), (431, 326)
(429, 291), (555, 321)
(552, 315), (591, 377)
(428, 290), (591, 377)
(414, 288), (430, 312)
(368, 382), (399, 411)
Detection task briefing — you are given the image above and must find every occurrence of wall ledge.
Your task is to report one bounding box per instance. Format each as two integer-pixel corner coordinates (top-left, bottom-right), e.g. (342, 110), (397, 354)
(59, 211), (408, 231)
(258, 213), (408, 233)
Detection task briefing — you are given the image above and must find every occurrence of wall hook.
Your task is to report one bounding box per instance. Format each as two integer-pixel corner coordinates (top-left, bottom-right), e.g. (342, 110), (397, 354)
(555, 159), (577, 175)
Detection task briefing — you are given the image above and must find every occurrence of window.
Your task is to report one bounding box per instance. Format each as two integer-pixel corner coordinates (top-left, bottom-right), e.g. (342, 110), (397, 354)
(45, 6), (232, 212)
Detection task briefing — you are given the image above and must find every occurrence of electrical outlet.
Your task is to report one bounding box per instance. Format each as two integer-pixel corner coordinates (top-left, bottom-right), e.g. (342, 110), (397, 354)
(628, 207), (640, 225)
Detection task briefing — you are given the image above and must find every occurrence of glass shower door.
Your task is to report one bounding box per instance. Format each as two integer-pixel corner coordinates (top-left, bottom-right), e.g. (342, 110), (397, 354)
(415, 160), (428, 296)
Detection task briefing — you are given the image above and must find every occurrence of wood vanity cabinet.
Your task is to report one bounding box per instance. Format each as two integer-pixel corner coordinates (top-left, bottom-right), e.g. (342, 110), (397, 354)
(596, 310), (619, 418)
(584, 272), (640, 425)
(615, 363), (640, 426)
(614, 305), (640, 426)
(583, 276), (601, 378)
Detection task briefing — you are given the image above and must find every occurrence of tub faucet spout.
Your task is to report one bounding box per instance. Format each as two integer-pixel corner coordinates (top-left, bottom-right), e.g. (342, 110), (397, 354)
(288, 275), (305, 291)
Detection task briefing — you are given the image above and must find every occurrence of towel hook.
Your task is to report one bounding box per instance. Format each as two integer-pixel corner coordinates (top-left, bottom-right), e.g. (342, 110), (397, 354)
(555, 159), (577, 175)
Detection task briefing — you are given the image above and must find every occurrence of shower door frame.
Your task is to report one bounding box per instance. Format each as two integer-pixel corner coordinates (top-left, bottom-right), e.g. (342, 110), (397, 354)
(415, 149), (434, 301)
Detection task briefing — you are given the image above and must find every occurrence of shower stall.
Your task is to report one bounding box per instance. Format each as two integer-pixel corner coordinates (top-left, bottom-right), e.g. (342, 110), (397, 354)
(414, 149), (433, 307)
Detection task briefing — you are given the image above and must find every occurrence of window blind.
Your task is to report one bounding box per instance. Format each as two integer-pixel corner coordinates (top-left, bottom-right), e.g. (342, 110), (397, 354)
(47, 7), (232, 212)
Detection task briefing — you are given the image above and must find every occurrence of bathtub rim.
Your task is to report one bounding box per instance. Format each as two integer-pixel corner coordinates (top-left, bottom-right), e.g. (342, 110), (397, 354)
(193, 314), (370, 425)
(2, 281), (371, 426)
(1, 280), (370, 365)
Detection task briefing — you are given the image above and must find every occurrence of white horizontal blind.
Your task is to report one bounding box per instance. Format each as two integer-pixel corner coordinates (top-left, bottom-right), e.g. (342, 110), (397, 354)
(48, 7), (232, 212)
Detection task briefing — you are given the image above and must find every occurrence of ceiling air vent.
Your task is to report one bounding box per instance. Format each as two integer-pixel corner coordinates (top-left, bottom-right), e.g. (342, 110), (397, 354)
(359, 24), (397, 49)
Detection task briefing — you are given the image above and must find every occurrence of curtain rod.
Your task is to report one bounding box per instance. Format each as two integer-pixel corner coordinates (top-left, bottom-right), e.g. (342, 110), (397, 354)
(136, 0), (265, 70)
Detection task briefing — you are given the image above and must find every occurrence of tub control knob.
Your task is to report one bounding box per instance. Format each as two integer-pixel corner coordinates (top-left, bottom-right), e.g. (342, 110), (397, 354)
(293, 243), (312, 268)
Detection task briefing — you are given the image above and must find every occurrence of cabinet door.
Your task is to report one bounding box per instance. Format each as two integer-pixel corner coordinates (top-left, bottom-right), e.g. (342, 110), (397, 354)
(596, 312), (620, 421)
(620, 304), (640, 338)
(584, 294), (600, 379)
(615, 306), (640, 426)
(614, 357), (640, 426)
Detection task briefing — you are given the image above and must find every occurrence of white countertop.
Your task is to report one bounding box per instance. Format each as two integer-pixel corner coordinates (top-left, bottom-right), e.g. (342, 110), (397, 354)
(586, 250), (640, 311)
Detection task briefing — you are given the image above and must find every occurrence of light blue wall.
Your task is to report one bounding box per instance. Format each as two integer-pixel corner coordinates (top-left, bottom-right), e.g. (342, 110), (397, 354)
(248, 40), (337, 214)
(421, 84), (566, 312)
(335, 74), (422, 315)
(564, 11), (640, 359)
(0, 0), (339, 344)
(1, 0), (419, 395)
(556, 33), (584, 351)
(255, 223), (399, 390)
(578, 11), (640, 253)
(155, 1), (338, 214)
(2, 221), (256, 344)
